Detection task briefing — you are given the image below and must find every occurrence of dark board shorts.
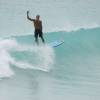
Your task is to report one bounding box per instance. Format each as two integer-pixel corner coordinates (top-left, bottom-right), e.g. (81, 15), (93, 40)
(34, 29), (43, 38)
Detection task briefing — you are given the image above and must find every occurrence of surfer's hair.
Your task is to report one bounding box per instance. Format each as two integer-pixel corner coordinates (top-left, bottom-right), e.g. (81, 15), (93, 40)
(36, 15), (40, 18)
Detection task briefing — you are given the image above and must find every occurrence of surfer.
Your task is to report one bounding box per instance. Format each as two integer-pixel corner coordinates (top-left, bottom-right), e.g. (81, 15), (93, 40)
(27, 11), (45, 45)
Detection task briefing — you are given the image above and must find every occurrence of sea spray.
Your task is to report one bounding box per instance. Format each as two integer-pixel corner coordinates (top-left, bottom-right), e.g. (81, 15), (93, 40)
(13, 45), (55, 72)
(0, 38), (55, 78)
(0, 39), (18, 78)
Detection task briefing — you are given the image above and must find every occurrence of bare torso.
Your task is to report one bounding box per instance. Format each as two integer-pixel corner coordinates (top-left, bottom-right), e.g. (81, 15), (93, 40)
(33, 20), (42, 30)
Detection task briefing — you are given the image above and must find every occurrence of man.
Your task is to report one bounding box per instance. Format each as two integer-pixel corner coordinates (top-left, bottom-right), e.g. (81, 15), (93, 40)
(27, 11), (45, 45)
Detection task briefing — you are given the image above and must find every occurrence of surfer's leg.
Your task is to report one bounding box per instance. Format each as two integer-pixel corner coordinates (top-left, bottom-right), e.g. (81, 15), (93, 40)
(35, 37), (39, 45)
(39, 31), (45, 43)
(41, 36), (45, 43)
(34, 32), (39, 45)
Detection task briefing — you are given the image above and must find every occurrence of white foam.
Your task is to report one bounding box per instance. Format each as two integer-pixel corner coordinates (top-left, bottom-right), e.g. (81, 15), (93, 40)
(0, 38), (55, 78)
(0, 39), (17, 78)
(0, 39), (18, 50)
(13, 45), (55, 72)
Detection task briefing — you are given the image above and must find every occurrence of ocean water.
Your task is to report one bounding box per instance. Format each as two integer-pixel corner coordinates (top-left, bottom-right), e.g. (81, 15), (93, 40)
(1, 0), (100, 100)
(0, 27), (100, 100)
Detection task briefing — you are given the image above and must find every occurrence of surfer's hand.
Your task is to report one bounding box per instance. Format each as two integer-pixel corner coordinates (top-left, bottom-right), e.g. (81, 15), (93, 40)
(27, 11), (29, 15)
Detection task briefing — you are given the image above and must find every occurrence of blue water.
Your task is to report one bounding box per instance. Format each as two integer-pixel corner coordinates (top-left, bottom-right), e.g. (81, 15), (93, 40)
(0, 27), (100, 100)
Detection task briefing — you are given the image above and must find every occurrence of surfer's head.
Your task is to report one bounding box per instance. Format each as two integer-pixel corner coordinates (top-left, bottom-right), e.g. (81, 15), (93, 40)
(36, 15), (40, 20)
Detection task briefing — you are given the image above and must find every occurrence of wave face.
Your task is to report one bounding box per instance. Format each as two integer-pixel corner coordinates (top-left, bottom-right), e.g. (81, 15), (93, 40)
(0, 27), (100, 100)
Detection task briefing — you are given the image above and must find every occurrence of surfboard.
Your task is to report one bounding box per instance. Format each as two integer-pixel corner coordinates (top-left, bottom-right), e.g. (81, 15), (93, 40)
(49, 40), (64, 47)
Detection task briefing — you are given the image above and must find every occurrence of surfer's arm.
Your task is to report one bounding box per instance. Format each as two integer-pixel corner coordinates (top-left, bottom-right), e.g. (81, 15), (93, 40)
(27, 11), (35, 21)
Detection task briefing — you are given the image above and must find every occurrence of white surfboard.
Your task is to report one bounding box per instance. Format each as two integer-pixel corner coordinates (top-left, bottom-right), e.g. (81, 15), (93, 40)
(49, 40), (64, 47)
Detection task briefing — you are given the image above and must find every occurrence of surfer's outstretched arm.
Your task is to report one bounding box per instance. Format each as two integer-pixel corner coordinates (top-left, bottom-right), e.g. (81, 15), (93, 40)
(27, 11), (35, 21)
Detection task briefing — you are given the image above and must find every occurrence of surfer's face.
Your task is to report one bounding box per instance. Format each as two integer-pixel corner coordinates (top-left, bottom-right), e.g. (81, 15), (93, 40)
(36, 15), (40, 20)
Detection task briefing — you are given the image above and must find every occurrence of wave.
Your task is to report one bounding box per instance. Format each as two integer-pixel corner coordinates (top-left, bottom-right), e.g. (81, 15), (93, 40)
(0, 27), (100, 79)
(51, 27), (100, 80)
(0, 38), (55, 78)
(44, 24), (100, 33)
(13, 45), (55, 71)
(1, 25), (100, 38)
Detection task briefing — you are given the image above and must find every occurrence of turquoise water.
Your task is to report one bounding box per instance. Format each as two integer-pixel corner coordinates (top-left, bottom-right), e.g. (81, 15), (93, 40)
(0, 27), (100, 100)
